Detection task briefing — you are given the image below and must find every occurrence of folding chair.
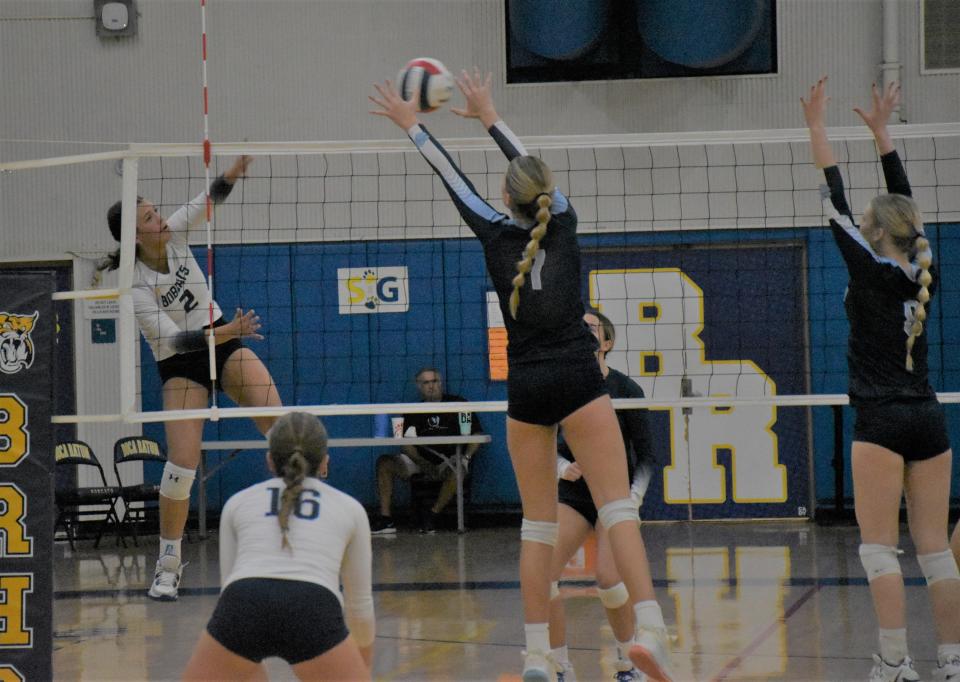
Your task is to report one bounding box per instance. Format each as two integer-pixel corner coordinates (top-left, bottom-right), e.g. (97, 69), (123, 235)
(54, 441), (124, 550)
(113, 436), (166, 547)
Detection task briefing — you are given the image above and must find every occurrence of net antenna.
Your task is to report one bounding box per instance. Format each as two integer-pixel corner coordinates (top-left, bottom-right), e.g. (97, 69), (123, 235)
(199, 0), (219, 414)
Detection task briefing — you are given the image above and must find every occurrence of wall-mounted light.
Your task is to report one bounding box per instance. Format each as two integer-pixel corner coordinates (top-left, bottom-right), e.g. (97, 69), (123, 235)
(95, 0), (137, 38)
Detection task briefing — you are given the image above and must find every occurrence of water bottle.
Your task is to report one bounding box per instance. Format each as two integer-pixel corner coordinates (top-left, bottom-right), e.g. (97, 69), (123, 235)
(373, 413), (390, 438)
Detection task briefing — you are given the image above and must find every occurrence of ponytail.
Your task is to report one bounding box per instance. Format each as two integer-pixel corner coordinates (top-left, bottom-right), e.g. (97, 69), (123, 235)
(267, 411), (329, 550)
(508, 192), (552, 319)
(905, 235), (932, 372)
(278, 450), (308, 550)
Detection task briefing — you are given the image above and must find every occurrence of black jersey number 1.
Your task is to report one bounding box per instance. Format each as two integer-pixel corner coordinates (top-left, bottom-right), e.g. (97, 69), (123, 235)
(530, 249), (546, 290)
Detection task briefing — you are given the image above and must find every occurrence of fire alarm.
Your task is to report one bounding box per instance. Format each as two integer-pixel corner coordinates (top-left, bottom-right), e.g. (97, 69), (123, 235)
(95, 0), (137, 38)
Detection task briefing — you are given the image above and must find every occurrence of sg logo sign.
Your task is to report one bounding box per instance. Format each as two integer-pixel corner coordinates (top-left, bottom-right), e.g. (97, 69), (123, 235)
(337, 267), (409, 315)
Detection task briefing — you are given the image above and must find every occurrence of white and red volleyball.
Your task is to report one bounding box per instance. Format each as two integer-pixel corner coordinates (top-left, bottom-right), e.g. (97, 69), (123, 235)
(397, 58), (454, 112)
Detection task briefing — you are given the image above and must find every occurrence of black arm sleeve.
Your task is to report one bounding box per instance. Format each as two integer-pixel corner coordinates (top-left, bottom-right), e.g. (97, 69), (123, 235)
(621, 389), (654, 467)
(822, 166), (852, 219)
(209, 175), (235, 204)
(487, 122), (524, 162)
(880, 150), (911, 197)
(171, 329), (209, 354)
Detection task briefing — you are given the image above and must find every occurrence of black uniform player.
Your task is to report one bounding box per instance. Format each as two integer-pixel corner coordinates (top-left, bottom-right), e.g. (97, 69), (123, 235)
(370, 69), (673, 682)
(803, 76), (959, 682)
(549, 310), (655, 682)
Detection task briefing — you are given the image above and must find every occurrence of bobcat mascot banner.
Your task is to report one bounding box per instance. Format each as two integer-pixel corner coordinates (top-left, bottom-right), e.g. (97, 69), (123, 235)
(0, 272), (55, 681)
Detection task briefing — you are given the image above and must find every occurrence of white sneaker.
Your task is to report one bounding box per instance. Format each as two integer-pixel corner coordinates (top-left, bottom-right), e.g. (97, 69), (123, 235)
(933, 653), (960, 682)
(628, 627), (673, 682)
(147, 554), (183, 601)
(521, 649), (555, 682)
(614, 663), (646, 681)
(868, 654), (920, 682)
(556, 659), (578, 682)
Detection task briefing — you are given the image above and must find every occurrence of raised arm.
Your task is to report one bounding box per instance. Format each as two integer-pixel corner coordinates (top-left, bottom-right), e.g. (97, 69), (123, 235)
(369, 79), (508, 236)
(854, 82), (911, 197)
(166, 156), (252, 233)
(801, 77), (837, 171)
(802, 77), (852, 218)
(452, 68), (527, 161)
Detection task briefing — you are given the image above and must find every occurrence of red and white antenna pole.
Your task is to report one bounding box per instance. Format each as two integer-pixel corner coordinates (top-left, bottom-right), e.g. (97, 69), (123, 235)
(200, 0), (219, 412)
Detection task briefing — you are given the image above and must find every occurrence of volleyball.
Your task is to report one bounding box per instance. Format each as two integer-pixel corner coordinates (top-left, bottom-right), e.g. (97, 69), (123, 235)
(397, 57), (454, 112)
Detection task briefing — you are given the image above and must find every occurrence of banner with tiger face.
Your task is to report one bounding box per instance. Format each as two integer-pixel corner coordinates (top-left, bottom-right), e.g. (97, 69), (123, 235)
(0, 312), (38, 374)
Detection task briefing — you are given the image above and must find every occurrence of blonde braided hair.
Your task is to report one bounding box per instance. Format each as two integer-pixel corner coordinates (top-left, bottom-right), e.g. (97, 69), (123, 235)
(505, 156), (554, 319)
(870, 194), (930, 371)
(278, 450), (307, 550)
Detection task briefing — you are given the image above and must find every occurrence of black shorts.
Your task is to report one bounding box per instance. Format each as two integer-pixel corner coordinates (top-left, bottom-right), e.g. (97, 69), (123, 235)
(157, 320), (244, 392)
(853, 398), (951, 461)
(558, 478), (598, 527)
(206, 578), (349, 665)
(508, 355), (607, 426)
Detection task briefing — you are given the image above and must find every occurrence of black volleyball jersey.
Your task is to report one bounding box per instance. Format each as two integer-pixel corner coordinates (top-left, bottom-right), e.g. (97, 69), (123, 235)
(557, 367), (653, 478)
(822, 150), (937, 405)
(406, 121), (597, 364)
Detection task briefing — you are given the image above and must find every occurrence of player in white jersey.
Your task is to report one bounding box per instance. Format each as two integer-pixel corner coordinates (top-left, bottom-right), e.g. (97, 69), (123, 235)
(182, 411), (375, 680)
(102, 156), (283, 601)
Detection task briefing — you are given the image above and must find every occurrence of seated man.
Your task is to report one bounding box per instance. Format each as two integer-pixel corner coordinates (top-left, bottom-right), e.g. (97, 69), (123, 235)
(371, 367), (483, 535)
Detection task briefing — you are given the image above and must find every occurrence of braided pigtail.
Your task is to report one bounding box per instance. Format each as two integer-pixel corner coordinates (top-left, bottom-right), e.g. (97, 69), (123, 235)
(509, 193), (552, 319)
(905, 234), (932, 372)
(278, 450), (307, 550)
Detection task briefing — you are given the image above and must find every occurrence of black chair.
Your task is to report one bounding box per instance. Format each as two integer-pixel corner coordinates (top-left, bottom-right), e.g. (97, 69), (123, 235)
(113, 436), (166, 547)
(410, 451), (477, 530)
(54, 441), (125, 550)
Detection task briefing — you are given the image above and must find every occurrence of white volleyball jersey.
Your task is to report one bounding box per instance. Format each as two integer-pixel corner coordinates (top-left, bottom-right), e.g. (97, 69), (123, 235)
(131, 193), (223, 362)
(218, 477), (375, 644)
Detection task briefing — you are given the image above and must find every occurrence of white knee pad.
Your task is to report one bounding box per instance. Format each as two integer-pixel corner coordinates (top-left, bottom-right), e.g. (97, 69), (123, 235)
(859, 544), (902, 582)
(917, 550), (960, 586)
(159, 462), (196, 501)
(598, 498), (638, 530)
(520, 518), (558, 547)
(597, 582), (629, 609)
(550, 581), (560, 600)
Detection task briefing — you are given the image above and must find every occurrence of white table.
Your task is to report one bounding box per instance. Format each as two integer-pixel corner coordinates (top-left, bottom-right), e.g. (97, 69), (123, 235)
(197, 435), (492, 536)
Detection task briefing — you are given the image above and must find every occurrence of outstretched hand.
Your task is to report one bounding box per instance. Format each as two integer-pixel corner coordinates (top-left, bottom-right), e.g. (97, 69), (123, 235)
(451, 68), (498, 127)
(853, 81), (900, 132)
(369, 80), (419, 130)
(224, 156), (253, 184)
(228, 307), (264, 341)
(800, 76), (830, 128)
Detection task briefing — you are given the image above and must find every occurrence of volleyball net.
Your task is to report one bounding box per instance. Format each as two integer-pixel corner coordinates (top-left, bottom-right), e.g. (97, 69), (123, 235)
(3, 124), (959, 429)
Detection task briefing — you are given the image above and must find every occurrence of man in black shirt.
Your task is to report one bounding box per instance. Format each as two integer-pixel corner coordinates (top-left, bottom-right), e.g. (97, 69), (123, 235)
(371, 368), (483, 535)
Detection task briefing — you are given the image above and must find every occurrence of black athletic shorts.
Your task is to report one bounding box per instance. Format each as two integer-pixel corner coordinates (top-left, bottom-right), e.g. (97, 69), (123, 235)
(558, 477), (599, 527)
(507, 354), (607, 426)
(157, 319), (244, 392)
(206, 578), (349, 665)
(853, 398), (950, 462)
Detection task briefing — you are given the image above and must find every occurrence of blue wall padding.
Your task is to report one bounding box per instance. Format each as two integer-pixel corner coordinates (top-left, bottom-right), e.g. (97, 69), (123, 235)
(139, 221), (960, 518)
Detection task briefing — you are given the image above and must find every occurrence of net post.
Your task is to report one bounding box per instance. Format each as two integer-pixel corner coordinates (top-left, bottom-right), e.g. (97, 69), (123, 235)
(118, 155), (139, 421)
